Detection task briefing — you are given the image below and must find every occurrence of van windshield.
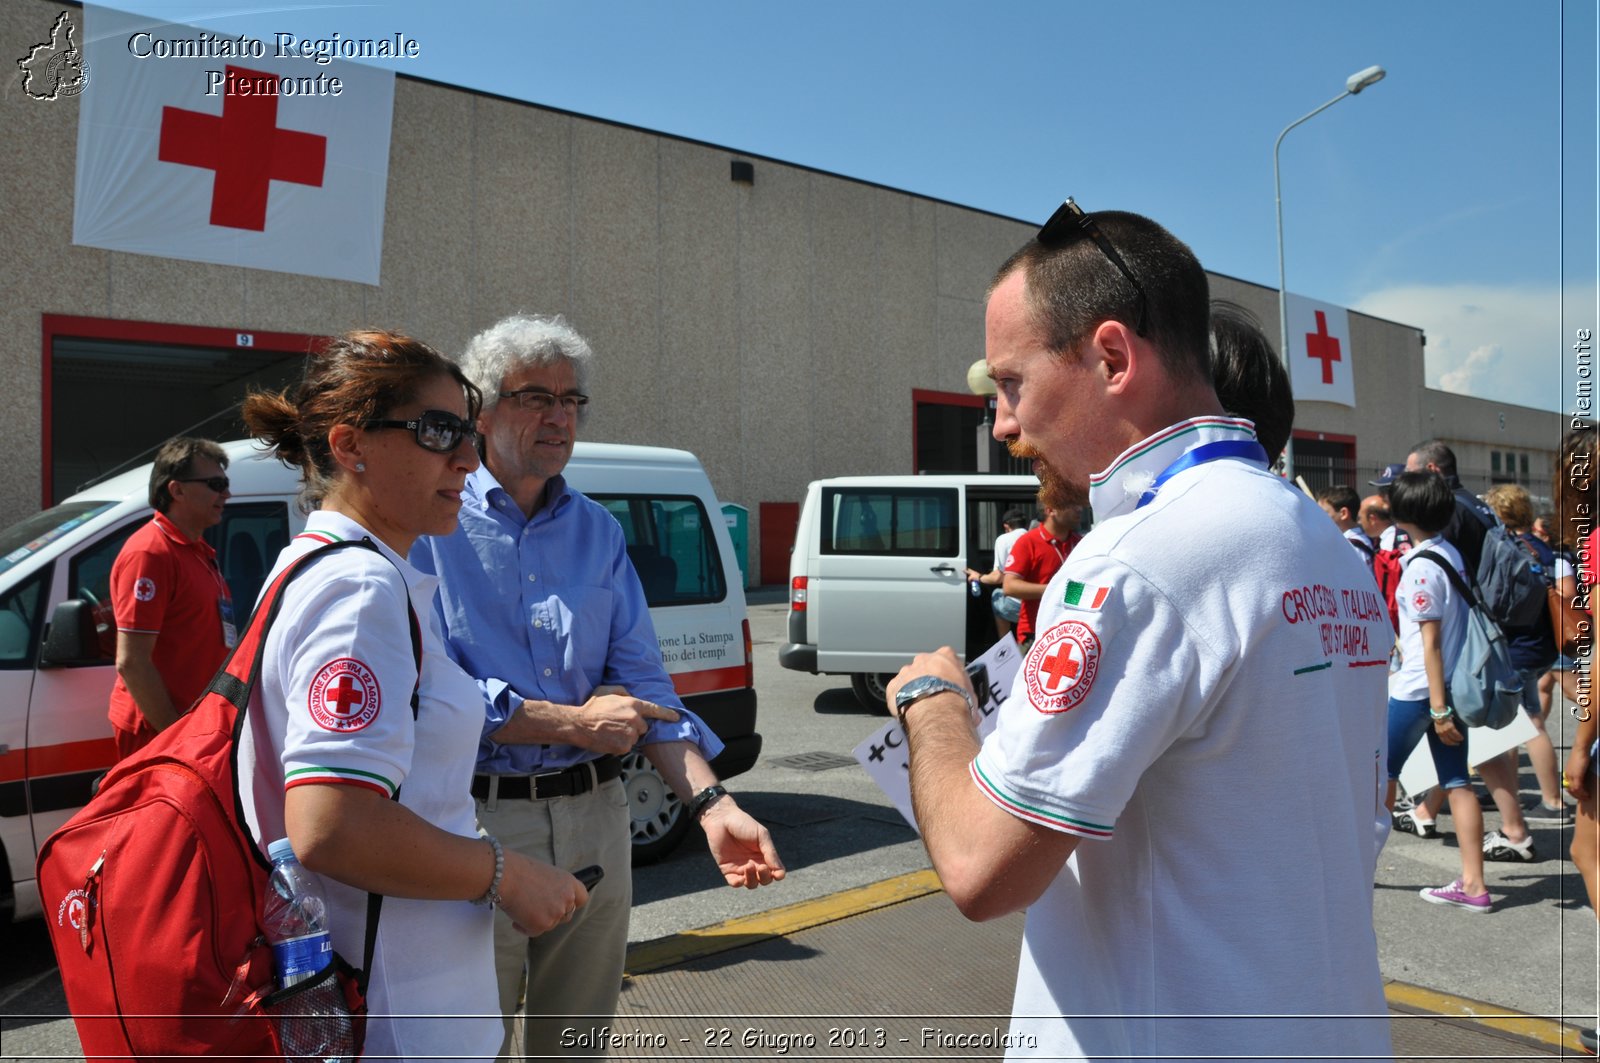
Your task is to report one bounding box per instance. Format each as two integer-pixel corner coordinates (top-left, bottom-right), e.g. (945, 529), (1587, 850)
(0, 501), (118, 577)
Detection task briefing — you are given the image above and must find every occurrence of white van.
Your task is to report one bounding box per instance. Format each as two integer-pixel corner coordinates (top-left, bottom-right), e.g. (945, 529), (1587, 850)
(0, 440), (757, 921)
(779, 473), (1040, 711)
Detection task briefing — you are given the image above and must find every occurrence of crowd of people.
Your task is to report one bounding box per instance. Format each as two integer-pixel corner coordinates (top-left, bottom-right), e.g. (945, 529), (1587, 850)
(104, 200), (1595, 1060)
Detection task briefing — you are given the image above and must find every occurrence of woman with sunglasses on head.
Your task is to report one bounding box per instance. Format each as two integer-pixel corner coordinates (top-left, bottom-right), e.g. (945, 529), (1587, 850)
(237, 330), (589, 1062)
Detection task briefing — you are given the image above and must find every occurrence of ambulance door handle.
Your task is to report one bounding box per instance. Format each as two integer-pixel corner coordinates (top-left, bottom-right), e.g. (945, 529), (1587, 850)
(930, 564), (957, 575)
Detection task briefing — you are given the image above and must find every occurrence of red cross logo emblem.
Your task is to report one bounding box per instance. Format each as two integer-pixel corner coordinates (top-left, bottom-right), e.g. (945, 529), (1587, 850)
(1412, 591), (1433, 614)
(308, 658), (381, 732)
(1305, 310), (1343, 385)
(1023, 620), (1101, 715)
(158, 65), (327, 231)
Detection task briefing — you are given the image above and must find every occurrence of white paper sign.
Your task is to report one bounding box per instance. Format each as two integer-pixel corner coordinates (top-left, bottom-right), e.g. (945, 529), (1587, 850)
(854, 637), (1022, 832)
(1396, 710), (1538, 798)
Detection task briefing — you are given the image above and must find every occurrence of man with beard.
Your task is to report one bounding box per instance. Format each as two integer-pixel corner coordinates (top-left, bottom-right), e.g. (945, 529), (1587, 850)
(884, 202), (1392, 1061)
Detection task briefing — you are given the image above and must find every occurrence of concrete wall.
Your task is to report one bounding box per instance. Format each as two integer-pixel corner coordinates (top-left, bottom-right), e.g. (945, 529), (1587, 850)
(1, 0), (1568, 571)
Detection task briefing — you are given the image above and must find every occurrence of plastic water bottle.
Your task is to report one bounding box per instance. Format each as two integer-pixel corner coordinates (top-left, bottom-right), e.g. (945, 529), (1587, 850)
(264, 838), (334, 988)
(264, 839), (356, 1063)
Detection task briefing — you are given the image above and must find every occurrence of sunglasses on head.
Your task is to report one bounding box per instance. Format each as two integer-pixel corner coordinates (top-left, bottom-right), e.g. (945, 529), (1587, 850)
(1036, 197), (1149, 337)
(361, 410), (480, 453)
(175, 476), (230, 493)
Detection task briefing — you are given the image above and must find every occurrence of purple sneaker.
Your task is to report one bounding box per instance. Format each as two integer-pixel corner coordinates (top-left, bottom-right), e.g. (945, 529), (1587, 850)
(1419, 880), (1491, 913)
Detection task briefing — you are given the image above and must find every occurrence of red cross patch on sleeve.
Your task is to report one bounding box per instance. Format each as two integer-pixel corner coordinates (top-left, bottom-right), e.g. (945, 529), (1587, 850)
(1023, 620), (1101, 715)
(308, 658), (382, 732)
(1412, 591), (1433, 614)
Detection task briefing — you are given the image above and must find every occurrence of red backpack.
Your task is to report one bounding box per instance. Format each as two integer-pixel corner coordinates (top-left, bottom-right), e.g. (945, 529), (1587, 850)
(1372, 546), (1404, 633)
(36, 538), (416, 1062)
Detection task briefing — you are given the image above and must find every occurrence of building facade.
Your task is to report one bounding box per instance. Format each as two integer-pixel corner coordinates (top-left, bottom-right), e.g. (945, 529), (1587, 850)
(3, 1), (1566, 583)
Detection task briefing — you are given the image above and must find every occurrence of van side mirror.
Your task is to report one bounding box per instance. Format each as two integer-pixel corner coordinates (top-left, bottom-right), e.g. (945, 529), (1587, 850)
(40, 599), (103, 667)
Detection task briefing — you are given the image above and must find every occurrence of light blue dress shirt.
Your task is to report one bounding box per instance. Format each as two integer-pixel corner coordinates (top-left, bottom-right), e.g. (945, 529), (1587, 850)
(411, 464), (722, 774)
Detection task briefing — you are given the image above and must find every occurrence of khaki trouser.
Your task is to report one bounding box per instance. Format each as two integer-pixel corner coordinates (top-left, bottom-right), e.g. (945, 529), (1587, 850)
(476, 776), (633, 1060)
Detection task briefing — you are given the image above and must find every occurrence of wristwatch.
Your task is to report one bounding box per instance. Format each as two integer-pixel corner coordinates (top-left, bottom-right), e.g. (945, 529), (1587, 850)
(893, 675), (976, 721)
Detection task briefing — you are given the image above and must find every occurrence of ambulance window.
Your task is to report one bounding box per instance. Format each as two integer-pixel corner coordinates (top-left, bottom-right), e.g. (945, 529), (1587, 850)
(593, 495), (727, 607)
(68, 522), (144, 662)
(205, 502), (290, 612)
(0, 567), (49, 669)
(821, 487), (958, 557)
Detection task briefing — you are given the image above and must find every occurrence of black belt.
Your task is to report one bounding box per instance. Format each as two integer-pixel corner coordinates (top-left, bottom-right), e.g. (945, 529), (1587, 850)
(472, 755), (622, 802)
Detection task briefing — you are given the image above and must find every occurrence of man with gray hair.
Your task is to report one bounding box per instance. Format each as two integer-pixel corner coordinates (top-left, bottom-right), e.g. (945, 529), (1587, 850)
(412, 313), (784, 1058)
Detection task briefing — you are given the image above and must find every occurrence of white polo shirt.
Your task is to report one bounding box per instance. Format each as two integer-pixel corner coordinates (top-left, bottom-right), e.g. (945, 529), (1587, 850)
(1390, 536), (1469, 702)
(237, 511), (499, 1062)
(972, 417), (1393, 1061)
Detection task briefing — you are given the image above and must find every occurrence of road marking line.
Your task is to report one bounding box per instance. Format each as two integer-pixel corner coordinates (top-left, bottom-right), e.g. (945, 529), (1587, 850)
(626, 871), (1592, 1055)
(624, 869), (942, 975)
(1383, 979), (1589, 1051)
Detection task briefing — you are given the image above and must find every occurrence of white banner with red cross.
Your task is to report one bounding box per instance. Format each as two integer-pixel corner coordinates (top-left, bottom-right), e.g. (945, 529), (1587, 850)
(1284, 293), (1356, 407)
(73, 5), (393, 285)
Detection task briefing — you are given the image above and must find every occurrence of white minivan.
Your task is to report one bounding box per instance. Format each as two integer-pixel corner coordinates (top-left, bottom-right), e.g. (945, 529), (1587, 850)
(0, 440), (757, 922)
(779, 473), (1040, 711)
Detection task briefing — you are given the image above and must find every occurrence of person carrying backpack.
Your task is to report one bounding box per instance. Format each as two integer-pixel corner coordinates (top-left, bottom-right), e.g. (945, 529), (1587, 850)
(237, 331), (590, 1060)
(1384, 471), (1496, 911)
(1398, 443), (1539, 861)
(1483, 483), (1566, 821)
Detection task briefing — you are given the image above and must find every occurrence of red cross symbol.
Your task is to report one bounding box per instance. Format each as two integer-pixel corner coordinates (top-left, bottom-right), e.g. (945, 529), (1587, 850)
(1304, 310), (1343, 385)
(158, 66), (327, 231)
(324, 675), (366, 717)
(1040, 644), (1081, 690)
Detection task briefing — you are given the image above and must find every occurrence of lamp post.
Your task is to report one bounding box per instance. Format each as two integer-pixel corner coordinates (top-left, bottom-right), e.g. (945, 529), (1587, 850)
(1273, 64), (1385, 478)
(968, 358), (997, 473)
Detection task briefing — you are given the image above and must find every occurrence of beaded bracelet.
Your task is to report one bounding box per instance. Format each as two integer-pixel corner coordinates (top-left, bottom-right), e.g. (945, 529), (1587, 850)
(475, 833), (505, 909)
(1428, 706), (1453, 721)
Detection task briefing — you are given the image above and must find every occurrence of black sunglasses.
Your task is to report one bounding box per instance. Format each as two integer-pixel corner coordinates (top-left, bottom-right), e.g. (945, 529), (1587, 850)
(1036, 197), (1149, 337)
(175, 476), (230, 493)
(361, 410), (480, 454)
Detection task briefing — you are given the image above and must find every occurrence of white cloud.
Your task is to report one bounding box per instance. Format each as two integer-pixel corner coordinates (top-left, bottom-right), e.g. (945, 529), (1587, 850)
(1350, 283), (1588, 414)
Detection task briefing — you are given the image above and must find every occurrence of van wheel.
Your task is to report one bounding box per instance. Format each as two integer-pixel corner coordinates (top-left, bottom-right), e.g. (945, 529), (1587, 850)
(620, 750), (692, 864)
(850, 672), (894, 714)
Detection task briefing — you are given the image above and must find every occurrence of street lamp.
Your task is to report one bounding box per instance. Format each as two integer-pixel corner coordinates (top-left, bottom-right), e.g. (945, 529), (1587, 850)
(1273, 64), (1385, 478)
(968, 358), (997, 472)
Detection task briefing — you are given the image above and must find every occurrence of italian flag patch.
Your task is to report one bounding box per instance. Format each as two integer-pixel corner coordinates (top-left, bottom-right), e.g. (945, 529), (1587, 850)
(1062, 581), (1110, 610)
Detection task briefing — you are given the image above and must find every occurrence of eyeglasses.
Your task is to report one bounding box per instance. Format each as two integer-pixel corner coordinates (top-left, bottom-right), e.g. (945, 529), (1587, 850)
(361, 410), (481, 453)
(1036, 197), (1149, 337)
(498, 388), (589, 415)
(175, 476), (230, 493)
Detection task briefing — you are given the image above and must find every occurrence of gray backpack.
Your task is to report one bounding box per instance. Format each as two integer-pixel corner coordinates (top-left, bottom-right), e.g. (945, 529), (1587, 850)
(1410, 549), (1522, 730)
(1471, 518), (1548, 630)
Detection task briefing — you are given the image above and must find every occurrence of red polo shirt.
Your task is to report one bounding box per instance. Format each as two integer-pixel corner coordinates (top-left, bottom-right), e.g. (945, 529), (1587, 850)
(108, 512), (233, 736)
(1004, 525), (1082, 640)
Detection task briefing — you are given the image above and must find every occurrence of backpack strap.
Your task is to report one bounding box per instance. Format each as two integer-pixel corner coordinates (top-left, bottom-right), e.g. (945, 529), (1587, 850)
(220, 536), (422, 994)
(1411, 547), (1501, 635)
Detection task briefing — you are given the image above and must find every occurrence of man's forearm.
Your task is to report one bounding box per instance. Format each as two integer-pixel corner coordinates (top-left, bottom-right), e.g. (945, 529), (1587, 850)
(1002, 574), (1047, 602)
(117, 657), (182, 732)
(489, 698), (577, 746)
(642, 739), (718, 800)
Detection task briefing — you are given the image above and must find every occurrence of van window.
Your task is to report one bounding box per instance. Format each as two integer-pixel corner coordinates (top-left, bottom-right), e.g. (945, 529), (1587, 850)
(821, 487), (958, 557)
(206, 502), (291, 612)
(0, 501), (118, 577)
(594, 496), (726, 606)
(68, 520), (145, 661)
(0, 566), (49, 668)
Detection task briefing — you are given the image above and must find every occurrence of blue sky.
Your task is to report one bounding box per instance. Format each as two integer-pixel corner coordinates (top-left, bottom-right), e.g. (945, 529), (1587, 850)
(94, 1), (1598, 415)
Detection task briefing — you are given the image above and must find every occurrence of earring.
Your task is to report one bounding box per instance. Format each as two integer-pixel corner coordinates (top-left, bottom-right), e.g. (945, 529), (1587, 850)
(355, 463), (366, 472)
